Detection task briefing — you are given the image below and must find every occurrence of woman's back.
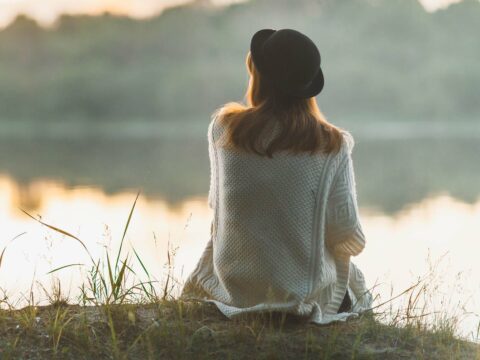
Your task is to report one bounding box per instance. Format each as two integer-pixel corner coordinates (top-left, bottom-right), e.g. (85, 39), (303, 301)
(181, 28), (372, 324)
(182, 116), (371, 322)
(212, 118), (332, 306)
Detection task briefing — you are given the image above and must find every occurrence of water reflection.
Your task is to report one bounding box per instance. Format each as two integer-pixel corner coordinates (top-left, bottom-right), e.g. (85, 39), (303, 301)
(1, 177), (212, 304)
(1, 177), (479, 338)
(1, 132), (479, 213)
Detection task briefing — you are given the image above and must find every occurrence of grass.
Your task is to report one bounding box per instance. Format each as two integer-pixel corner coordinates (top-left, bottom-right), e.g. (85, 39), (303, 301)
(0, 300), (478, 359)
(0, 193), (479, 359)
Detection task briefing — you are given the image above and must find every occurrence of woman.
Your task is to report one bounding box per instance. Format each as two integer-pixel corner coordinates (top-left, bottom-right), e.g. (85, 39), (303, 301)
(181, 29), (372, 324)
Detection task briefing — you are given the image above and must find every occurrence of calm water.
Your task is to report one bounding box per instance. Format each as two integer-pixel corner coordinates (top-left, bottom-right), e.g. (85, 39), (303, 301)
(1, 123), (479, 340)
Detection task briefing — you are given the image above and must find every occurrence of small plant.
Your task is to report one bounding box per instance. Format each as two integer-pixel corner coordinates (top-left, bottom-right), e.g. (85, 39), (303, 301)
(38, 279), (70, 308)
(21, 191), (169, 306)
(48, 306), (74, 355)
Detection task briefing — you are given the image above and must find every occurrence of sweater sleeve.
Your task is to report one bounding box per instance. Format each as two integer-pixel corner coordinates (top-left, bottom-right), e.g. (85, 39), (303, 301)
(207, 117), (217, 210)
(325, 133), (366, 257)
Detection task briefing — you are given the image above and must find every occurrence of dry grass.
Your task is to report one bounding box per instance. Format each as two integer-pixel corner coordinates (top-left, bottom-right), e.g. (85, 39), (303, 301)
(0, 193), (479, 359)
(0, 300), (478, 359)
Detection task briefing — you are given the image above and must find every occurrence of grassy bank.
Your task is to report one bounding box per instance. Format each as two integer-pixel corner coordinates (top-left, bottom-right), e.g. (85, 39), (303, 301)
(0, 300), (478, 359)
(1, 194), (479, 359)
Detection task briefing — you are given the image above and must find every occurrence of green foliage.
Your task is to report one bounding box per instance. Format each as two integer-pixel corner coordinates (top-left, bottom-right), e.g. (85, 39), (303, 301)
(0, 0), (479, 123)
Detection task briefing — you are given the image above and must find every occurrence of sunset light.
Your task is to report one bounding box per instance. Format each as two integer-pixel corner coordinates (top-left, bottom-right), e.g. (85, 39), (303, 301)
(0, 0), (479, 356)
(0, 0), (247, 27)
(0, 0), (466, 28)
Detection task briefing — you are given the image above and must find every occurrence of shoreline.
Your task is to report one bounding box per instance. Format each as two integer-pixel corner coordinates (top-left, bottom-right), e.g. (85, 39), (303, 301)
(1, 119), (480, 140)
(1, 300), (478, 359)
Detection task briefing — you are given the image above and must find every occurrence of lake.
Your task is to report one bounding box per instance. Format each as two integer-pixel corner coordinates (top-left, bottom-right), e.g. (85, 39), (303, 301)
(1, 121), (479, 340)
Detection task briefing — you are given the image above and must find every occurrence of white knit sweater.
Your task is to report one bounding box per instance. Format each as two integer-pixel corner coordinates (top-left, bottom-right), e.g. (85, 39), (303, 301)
(181, 115), (373, 324)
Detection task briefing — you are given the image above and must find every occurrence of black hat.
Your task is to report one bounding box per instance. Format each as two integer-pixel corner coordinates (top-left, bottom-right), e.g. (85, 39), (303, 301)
(250, 28), (324, 99)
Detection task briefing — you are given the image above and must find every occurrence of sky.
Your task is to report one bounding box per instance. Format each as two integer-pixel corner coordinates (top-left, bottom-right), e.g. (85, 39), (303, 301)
(0, 0), (465, 28)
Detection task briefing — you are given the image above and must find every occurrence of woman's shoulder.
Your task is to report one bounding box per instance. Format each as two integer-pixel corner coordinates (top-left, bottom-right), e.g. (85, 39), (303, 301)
(208, 104), (243, 140)
(208, 109), (226, 140)
(323, 127), (354, 160)
(339, 129), (355, 156)
(322, 129), (355, 181)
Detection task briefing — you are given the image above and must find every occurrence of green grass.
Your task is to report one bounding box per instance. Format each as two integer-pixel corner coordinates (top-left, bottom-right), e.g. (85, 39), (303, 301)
(0, 193), (479, 359)
(0, 300), (478, 359)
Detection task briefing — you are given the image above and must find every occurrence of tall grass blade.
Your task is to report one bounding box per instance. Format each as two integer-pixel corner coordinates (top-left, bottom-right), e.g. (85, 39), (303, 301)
(11, 232), (27, 242)
(368, 276), (426, 311)
(47, 263), (85, 275)
(0, 232), (27, 271)
(132, 246), (156, 298)
(20, 209), (94, 263)
(106, 252), (115, 301)
(115, 191), (140, 273)
(114, 259), (128, 300)
(0, 247), (6, 270)
(132, 247), (149, 277)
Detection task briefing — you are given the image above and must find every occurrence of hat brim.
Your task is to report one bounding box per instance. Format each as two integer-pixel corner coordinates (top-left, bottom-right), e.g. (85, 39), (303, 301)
(290, 68), (324, 98)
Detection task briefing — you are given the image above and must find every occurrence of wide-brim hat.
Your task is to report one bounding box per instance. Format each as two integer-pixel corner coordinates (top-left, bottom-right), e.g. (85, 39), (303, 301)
(250, 28), (324, 99)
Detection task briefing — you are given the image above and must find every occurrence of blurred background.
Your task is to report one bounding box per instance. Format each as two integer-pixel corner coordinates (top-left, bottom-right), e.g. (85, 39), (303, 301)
(0, 0), (479, 339)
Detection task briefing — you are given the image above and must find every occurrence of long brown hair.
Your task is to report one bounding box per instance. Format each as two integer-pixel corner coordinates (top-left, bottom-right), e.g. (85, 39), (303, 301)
(216, 52), (343, 158)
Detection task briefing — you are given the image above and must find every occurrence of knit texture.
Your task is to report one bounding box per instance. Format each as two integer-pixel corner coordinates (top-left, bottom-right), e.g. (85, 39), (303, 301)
(181, 115), (372, 324)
